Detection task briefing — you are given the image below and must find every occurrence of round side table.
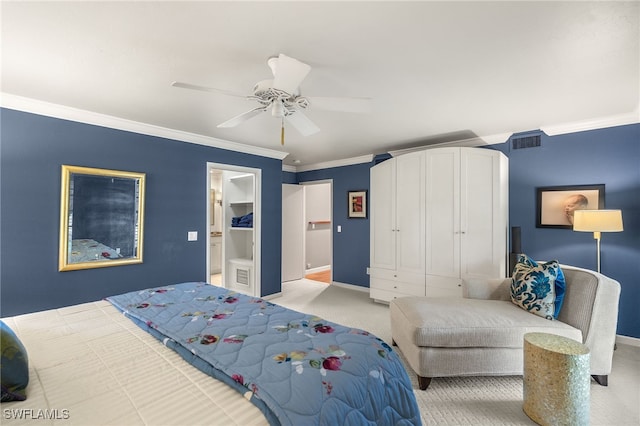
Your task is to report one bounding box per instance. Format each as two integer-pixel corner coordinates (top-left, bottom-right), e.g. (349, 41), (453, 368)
(523, 332), (590, 426)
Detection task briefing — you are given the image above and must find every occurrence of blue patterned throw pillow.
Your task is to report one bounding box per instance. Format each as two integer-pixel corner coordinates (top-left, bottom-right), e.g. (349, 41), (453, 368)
(511, 254), (565, 320)
(1, 320), (29, 401)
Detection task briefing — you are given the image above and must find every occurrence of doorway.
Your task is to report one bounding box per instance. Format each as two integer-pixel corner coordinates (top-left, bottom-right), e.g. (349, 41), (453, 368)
(282, 180), (333, 284)
(207, 162), (261, 297)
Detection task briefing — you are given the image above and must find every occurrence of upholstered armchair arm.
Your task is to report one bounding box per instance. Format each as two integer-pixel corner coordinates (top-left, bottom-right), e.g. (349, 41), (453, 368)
(462, 278), (512, 301)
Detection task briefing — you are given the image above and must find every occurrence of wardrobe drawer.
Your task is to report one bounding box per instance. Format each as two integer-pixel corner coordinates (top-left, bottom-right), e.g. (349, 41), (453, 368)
(369, 268), (425, 285)
(370, 277), (425, 297)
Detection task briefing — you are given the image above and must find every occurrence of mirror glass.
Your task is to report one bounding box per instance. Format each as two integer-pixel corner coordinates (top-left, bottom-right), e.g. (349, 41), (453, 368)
(59, 165), (146, 271)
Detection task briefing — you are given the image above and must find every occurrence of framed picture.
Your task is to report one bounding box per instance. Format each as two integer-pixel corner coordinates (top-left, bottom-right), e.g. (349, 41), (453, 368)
(348, 190), (367, 218)
(536, 184), (605, 229)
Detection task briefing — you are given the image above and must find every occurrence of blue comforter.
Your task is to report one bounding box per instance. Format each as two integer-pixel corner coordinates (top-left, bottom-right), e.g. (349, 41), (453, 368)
(107, 282), (421, 425)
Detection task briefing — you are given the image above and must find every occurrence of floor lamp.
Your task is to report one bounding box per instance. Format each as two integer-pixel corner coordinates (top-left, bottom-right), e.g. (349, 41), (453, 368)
(573, 209), (624, 273)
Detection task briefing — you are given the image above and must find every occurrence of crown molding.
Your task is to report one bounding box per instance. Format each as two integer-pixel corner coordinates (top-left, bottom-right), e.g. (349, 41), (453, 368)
(540, 109), (640, 136)
(282, 164), (297, 173)
(293, 154), (374, 173)
(388, 132), (512, 157)
(0, 93), (289, 161)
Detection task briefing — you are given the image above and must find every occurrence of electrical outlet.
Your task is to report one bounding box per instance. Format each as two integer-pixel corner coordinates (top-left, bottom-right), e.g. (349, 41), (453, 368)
(188, 231), (198, 241)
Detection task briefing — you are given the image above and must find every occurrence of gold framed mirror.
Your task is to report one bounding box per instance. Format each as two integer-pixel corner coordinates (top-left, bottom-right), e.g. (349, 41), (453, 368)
(59, 165), (146, 271)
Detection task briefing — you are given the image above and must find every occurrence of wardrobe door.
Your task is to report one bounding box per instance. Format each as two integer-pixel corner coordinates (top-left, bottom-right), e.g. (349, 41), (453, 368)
(460, 148), (508, 279)
(395, 151), (425, 275)
(370, 159), (396, 271)
(425, 148), (460, 279)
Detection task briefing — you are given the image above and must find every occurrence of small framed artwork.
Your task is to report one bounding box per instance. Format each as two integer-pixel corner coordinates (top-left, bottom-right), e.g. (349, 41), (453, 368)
(348, 190), (367, 218)
(536, 184), (605, 229)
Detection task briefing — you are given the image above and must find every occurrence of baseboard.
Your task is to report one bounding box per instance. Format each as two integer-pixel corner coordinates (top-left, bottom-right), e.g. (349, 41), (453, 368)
(262, 292), (282, 301)
(331, 281), (370, 293)
(616, 334), (640, 347)
(305, 265), (330, 274)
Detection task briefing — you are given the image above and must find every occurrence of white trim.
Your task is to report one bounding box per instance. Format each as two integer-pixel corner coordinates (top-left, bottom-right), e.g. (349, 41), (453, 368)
(262, 292), (282, 301)
(331, 281), (369, 293)
(388, 133), (512, 157)
(616, 334), (640, 348)
(293, 154), (374, 173)
(305, 265), (331, 274)
(1, 93), (288, 161)
(541, 109), (640, 136)
(481, 133), (513, 145)
(299, 179), (333, 186)
(282, 164), (297, 173)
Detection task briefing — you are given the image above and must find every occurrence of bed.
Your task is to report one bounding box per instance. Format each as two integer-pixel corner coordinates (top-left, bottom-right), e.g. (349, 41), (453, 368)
(1, 282), (421, 425)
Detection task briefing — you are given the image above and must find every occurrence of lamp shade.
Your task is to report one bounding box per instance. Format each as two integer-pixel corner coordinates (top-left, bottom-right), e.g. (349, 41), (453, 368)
(573, 209), (623, 232)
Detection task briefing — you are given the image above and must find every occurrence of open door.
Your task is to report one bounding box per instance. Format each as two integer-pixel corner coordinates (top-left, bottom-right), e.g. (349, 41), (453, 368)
(208, 162), (261, 297)
(282, 184), (304, 282)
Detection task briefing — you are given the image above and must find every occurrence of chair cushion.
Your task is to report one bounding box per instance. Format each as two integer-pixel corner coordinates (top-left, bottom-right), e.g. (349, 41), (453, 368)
(390, 297), (582, 349)
(511, 254), (566, 319)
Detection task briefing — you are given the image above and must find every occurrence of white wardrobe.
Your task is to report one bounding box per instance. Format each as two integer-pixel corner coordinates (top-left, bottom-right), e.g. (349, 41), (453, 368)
(369, 147), (508, 303)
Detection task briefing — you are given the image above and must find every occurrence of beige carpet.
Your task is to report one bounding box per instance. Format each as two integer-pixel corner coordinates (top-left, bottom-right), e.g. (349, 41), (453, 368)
(275, 279), (640, 425)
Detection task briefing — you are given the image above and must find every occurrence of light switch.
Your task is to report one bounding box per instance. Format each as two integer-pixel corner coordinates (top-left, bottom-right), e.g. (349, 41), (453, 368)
(337, 225), (342, 233)
(188, 231), (198, 241)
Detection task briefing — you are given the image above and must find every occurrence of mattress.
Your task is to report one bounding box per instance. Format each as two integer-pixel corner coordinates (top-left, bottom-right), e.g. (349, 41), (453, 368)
(1, 300), (268, 425)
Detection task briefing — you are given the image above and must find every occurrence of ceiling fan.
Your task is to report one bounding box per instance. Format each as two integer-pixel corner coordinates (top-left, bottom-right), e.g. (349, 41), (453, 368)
(172, 54), (371, 144)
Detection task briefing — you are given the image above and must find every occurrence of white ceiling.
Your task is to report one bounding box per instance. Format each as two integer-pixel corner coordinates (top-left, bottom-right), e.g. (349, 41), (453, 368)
(2, 1), (639, 167)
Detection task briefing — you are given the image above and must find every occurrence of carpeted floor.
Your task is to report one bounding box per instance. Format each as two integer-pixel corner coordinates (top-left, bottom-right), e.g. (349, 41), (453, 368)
(274, 279), (640, 425)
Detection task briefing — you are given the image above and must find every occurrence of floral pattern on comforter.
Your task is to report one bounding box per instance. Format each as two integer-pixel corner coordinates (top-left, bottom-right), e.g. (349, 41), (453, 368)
(107, 282), (421, 426)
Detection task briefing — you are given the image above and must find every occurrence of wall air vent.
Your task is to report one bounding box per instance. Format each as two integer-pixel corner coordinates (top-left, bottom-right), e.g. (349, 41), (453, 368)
(511, 135), (541, 150)
(236, 268), (250, 286)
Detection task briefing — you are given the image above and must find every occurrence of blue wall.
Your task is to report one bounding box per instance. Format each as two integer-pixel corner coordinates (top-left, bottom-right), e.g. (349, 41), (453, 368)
(282, 171), (297, 184)
(491, 124), (639, 338)
(296, 162), (372, 288)
(292, 124), (639, 338)
(0, 108), (283, 316)
(3, 107), (637, 338)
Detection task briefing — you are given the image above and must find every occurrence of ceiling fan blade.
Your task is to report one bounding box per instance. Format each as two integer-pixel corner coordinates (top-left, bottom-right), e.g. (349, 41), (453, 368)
(217, 107), (266, 128)
(307, 96), (373, 113)
(272, 54), (311, 94)
(285, 110), (320, 136)
(171, 81), (247, 98)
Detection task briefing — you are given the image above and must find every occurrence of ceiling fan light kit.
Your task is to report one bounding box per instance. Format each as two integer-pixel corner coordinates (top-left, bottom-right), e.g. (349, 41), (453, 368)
(172, 53), (372, 145)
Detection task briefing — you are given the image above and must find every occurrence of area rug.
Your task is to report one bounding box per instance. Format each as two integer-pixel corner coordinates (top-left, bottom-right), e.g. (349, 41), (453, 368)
(396, 352), (532, 425)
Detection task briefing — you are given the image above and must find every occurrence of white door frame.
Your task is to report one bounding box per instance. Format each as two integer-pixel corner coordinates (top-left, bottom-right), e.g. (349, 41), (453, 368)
(300, 179), (333, 281)
(206, 162), (261, 297)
